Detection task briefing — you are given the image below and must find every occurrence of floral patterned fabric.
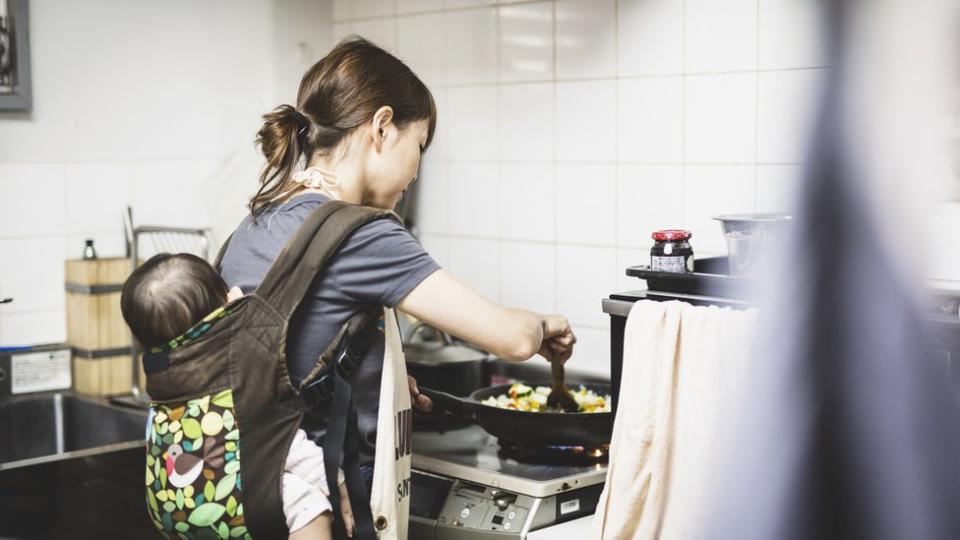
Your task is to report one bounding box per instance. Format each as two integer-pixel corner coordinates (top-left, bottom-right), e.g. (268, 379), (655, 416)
(146, 389), (249, 540)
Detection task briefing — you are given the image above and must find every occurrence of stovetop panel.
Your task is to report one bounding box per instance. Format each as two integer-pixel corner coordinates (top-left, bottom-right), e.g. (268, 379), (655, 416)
(412, 424), (607, 498)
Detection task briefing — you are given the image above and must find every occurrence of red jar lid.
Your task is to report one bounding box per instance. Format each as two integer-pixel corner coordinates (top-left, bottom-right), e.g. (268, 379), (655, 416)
(652, 229), (692, 241)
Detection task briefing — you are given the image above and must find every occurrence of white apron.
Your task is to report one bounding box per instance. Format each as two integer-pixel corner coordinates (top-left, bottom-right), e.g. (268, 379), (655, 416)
(369, 307), (412, 539)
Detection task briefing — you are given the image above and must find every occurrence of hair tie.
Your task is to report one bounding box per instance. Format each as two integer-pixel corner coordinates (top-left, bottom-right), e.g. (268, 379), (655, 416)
(291, 109), (309, 134)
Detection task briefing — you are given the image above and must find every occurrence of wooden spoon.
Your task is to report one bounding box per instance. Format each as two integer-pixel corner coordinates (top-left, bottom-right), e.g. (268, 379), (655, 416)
(547, 359), (580, 413)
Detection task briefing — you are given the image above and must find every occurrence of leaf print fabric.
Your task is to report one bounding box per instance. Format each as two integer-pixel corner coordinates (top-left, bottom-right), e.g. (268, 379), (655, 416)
(147, 389), (250, 540)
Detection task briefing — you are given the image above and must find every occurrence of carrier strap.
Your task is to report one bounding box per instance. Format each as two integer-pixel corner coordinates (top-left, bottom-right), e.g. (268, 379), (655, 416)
(255, 201), (401, 321)
(299, 306), (381, 408)
(325, 367), (377, 540)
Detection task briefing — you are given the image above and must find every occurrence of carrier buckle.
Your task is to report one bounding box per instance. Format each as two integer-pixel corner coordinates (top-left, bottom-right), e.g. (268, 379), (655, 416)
(301, 372), (335, 407)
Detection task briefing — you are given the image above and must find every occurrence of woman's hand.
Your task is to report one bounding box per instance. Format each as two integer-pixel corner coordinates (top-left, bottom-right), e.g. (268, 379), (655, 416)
(538, 315), (576, 364)
(408, 375), (433, 412)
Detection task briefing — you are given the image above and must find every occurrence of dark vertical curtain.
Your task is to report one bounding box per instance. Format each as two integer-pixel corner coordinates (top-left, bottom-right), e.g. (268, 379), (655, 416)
(710, 1), (960, 538)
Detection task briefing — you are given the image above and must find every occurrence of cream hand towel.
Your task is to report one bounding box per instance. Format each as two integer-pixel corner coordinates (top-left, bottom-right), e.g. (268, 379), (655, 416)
(593, 300), (756, 540)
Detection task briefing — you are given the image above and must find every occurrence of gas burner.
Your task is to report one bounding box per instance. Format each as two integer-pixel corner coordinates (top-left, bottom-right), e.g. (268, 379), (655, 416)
(496, 439), (609, 466)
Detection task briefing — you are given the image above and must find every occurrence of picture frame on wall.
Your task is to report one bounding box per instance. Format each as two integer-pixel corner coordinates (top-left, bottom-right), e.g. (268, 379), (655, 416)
(0, 0), (31, 111)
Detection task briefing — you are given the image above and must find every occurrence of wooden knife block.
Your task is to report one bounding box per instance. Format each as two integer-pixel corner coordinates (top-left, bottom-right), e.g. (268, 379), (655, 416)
(65, 257), (143, 396)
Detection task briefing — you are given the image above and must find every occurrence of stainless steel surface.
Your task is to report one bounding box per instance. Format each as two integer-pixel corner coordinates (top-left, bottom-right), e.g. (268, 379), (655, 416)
(713, 213), (792, 276)
(603, 292), (753, 317)
(602, 297), (636, 317)
(412, 425), (606, 499)
(411, 425), (606, 538)
(0, 391), (148, 470)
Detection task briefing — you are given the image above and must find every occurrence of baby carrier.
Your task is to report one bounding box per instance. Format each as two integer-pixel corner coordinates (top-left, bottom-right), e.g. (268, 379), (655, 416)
(143, 200), (398, 539)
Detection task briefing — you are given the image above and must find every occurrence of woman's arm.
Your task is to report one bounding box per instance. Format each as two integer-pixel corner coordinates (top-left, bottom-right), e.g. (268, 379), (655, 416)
(397, 269), (574, 362)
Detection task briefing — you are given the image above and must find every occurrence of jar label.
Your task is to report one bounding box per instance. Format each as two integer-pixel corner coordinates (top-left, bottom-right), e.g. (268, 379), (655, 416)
(652, 256), (688, 273)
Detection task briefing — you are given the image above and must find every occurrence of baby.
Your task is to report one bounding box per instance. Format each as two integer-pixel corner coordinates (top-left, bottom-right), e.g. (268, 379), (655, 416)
(121, 253), (352, 540)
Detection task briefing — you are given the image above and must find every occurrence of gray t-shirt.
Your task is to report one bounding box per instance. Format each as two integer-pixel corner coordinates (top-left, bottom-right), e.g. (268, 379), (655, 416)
(219, 193), (440, 465)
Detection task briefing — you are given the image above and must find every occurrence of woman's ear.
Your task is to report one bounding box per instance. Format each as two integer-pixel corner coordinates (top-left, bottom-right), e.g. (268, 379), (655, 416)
(371, 106), (395, 152)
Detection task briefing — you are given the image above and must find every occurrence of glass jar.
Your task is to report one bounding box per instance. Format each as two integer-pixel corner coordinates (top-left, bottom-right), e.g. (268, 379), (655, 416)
(650, 230), (694, 273)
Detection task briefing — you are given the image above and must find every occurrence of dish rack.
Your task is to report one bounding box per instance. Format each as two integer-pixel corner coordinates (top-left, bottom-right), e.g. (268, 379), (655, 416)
(111, 207), (213, 408)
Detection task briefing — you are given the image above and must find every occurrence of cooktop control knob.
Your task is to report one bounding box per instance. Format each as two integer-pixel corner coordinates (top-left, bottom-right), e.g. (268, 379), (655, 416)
(493, 492), (517, 510)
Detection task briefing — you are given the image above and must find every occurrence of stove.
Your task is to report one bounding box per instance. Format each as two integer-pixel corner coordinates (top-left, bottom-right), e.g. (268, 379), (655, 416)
(410, 425), (607, 539)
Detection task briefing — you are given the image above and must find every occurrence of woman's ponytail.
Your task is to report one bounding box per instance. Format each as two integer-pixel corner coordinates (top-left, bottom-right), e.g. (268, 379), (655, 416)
(250, 104), (304, 217)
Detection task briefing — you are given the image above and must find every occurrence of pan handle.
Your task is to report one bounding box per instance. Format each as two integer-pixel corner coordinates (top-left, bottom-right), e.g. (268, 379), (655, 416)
(418, 387), (477, 417)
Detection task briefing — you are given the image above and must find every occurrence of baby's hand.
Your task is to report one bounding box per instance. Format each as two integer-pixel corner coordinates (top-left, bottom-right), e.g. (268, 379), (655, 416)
(338, 474), (354, 538)
(227, 286), (244, 302)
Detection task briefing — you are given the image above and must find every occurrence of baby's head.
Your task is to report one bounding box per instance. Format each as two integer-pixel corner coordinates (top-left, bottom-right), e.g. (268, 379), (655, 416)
(121, 253), (229, 349)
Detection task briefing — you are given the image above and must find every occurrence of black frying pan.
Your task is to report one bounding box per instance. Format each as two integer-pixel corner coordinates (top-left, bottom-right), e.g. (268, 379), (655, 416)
(419, 382), (613, 447)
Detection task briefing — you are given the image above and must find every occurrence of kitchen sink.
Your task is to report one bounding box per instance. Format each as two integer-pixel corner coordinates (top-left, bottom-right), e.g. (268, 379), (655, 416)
(0, 391), (147, 468)
(0, 392), (156, 537)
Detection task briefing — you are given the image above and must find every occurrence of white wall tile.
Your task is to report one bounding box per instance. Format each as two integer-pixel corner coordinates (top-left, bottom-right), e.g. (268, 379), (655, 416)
(0, 164), (67, 238)
(448, 162), (499, 237)
(756, 164), (802, 213)
(556, 164), (616, 245)
(333, 0), (352, 21)
(500, 163), (555, 242)
(617, 165), (684, 248)
(416, 158), (449, 234)
(352, 0), (396, 19)
(446, 0), (495, 7)
(353, 17), (398, 53)
(556, 0), (616, 80)
(757, 69), (823, 163)
(397, 13), (445, 85)
(617, 0), (684, 76)
(685, 73), (758, 163)
(499, 83), (554, 162)
(0, 237), (67, 313)
(428, 87), (451, 160)
(500, 241), (555, 314)
(131, 162), (211, 229)
(618, 77), (683, 163)
(759, 0), (827, 70)
(445, 8), (498, 85)
(0, 311), (66, 347)
(397, 0), (444, 14)
(332, 22), (354, 46)
(419, 234), (450, 268)
(685, 0), (758, 73)
(617, 247), (649, 292)
(65, 163), (132, 235)
(447, 85), (499, 161)
(683, 165), (756, 253)
(556, 245), (616, 328)
(927, 203), (960, 282)
(499, 2), (554, 83)
(565, 325), (610, 378)
(448, 238), (500, 302)
(556, 80), (617, 162)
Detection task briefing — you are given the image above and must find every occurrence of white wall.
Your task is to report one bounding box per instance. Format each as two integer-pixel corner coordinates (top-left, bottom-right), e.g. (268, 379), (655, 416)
(332, 0), (826, 377)
(0, 0), (331, 347)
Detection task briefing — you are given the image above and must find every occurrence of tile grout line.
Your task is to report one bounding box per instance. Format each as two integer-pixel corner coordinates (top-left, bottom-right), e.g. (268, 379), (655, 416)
(612, 0), (621, 290)
(754, 0), (761, 212)
(680, 0), (687, 229)
(551, 0), (558, 313)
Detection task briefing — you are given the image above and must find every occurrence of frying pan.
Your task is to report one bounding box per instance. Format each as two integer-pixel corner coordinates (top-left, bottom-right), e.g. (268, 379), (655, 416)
(419, 382), (614, 447)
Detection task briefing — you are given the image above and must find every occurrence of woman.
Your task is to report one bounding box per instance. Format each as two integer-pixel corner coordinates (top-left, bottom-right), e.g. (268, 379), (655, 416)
(219, 37), (576, 539)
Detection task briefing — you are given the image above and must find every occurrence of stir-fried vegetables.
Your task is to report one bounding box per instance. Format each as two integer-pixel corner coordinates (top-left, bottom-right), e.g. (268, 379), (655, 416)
(481, 383), (611, 413)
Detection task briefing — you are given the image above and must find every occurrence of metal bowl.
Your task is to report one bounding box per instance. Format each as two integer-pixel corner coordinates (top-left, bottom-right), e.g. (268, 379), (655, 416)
(712, 213), (792, 275)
